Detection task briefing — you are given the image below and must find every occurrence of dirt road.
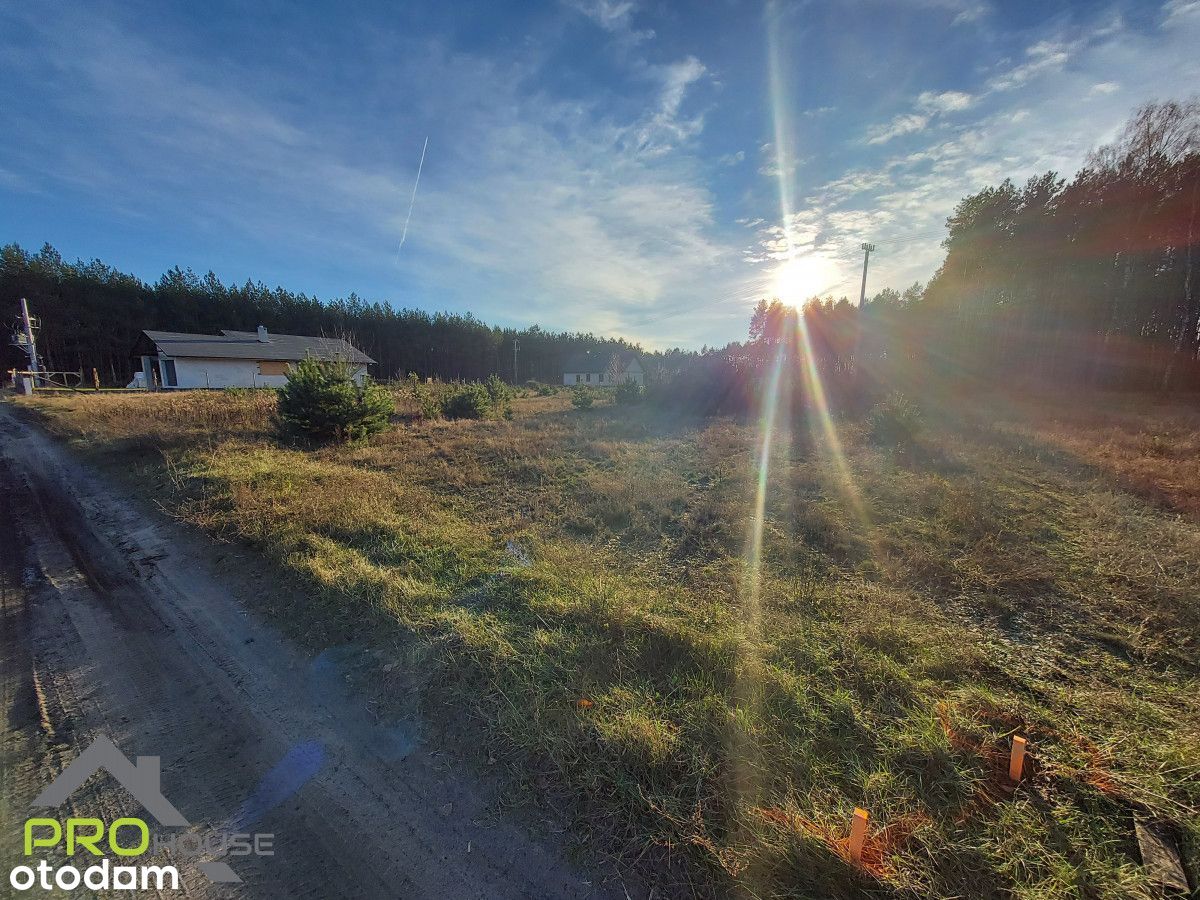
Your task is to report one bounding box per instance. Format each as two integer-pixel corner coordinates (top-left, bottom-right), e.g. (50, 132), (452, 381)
(0, 405), (614, 898)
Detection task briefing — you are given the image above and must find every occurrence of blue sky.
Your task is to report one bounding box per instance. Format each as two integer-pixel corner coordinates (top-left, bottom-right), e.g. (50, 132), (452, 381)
(2, 0), (1198, 348)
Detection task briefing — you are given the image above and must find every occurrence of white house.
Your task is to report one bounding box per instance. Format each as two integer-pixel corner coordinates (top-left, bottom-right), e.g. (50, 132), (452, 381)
(562, 350), (644, 387)
(130, 326), (374, 389)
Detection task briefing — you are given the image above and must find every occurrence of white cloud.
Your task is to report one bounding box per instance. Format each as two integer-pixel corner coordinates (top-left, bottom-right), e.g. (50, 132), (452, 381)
(0, 167), (36, 193)
(987, 39), (1074, 92)
(865, 112), (931, 144)
(950, 3), (988, 24)
(878, 0), (989, 25)
(807, 169), (893, 205)
(864, 91), (972, 146)
(563, 0), (654, 42)
(623, 56), (707, 155)
(0, 5), (743, 346)
(753, 1), (1200, 306)
(916, 90), (974, 113)
(757, 141), (809, 177)
(1163, 0), (1200, 21)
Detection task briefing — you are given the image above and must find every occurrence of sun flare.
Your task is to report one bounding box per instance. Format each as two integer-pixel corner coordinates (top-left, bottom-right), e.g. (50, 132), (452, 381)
(770, 254), (841, 307)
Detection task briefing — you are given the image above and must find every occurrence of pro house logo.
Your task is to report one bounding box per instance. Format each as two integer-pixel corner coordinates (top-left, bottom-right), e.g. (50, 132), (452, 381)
(11, 735), (271, 892)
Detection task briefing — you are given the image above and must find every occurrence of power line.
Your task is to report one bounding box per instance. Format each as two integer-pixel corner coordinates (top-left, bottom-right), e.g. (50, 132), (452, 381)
(858, 230), (947, 247)
(826, 234), (945, 258)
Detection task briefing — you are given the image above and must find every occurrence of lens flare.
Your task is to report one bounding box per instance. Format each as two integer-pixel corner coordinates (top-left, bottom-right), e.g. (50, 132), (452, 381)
(764, 0), (871, 533)
(724, 9), (876, 888)
(794, 312), (871, 528)
(741, 348), (787, 637)
(727, 343), (788, 879)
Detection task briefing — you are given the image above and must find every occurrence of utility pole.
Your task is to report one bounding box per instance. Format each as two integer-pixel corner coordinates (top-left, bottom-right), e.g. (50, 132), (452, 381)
(853, 245), (875, 391)
(16, 297), (41, 385)
(858, 243), (876, 308)
(512, 337), (519, 384)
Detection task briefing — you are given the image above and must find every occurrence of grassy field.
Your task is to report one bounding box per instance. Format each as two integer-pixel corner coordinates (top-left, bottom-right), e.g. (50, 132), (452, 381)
(12, 385), (1200, 899)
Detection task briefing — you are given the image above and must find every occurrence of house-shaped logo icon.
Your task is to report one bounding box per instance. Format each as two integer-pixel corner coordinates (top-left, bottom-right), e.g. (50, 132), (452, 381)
(31, 735), (241, 883)
(32, 735), (187, 826)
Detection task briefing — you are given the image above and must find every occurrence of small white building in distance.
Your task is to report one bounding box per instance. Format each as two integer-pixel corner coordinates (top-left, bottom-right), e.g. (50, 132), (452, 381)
(130, 326), (374, 389)
(562, 350), (644, 387)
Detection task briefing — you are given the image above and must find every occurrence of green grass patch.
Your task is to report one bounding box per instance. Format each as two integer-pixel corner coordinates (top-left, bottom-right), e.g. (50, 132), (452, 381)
(13, 389), (1200, 898)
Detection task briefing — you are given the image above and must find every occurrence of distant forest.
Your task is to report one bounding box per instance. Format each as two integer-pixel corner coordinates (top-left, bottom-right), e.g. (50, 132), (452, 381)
(0, 248), (682, 386)
(3, 99), (1198, 397)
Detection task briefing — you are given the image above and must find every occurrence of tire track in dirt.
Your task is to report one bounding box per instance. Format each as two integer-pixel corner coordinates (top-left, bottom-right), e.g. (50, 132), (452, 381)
(0, 406), (617, 899)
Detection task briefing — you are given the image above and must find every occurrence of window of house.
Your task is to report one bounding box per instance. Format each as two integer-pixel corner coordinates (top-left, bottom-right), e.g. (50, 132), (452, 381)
(258, 360), (291, 376)
(586, 373), (591, 382)
(163, 360), (177, 387)
(575, 374), (581, 384)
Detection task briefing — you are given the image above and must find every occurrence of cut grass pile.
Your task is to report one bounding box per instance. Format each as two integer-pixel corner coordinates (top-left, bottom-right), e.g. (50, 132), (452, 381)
(14, 388), (1200, 899)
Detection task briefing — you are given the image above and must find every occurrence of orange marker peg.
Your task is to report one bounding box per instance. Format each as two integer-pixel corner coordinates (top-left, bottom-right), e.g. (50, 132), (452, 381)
(1009, 735), (1028, 782)
(848, 808), (869, 864)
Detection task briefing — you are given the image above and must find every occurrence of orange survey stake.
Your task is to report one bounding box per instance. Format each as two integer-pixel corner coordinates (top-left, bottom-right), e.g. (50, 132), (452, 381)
(1009, 735), (1028, 782)
(848, 808), (869, 864)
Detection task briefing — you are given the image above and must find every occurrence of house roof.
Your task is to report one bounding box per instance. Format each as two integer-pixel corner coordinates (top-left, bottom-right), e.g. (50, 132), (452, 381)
(562, 349), (640, 373)
(136, 329), (375, 365)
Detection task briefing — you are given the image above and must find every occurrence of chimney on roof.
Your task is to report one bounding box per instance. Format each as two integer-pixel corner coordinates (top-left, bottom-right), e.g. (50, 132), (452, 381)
(256, 325), (270, 343)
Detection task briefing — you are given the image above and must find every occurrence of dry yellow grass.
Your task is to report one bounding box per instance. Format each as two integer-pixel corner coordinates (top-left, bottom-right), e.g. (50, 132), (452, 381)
(998, 391), (1200, 519)
(22, 388), (278, 445)
(11, 386), (1200, 899)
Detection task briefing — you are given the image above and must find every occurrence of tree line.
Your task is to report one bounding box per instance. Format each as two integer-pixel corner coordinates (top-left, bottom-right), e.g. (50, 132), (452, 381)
(916, 97), (1200, 391)
(0, 246), (666, 386)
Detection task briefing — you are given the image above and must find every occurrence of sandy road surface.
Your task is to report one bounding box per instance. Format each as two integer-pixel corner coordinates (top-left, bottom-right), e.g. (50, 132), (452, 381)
(0, 405), (615, 899)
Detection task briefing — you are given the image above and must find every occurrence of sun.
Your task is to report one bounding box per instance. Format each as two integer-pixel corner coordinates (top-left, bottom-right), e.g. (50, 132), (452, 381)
(770, 254), (841, 307)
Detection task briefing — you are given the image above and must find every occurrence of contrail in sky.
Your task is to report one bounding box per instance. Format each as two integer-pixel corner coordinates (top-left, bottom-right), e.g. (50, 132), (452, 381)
(397, 136), (429, 253)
